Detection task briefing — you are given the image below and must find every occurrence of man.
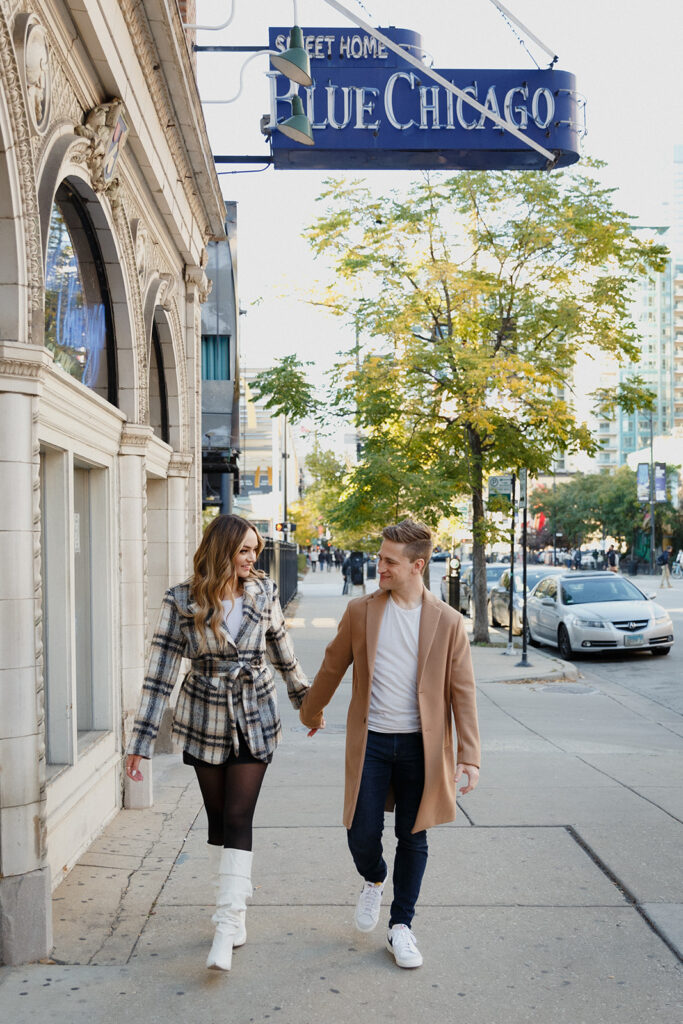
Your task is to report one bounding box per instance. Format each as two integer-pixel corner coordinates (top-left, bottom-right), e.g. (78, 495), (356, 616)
(300, 520), (480, 969)
(658, 547), (673, 589)
(607, 545), (618, 573)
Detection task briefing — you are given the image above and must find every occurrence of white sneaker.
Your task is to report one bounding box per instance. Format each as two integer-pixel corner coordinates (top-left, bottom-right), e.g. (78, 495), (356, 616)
(386, 924), (423, 968)
(354, 880), (385, 932)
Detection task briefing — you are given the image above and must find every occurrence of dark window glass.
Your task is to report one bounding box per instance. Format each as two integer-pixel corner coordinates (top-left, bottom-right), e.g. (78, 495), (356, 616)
(44, 182), (116, 401)
(201, 334), (231, 381)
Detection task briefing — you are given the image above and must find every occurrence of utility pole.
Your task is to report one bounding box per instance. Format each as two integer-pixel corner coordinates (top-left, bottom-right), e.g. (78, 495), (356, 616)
(649, 410), (656, 574)
(516, 469), (530, 668)
(282, 414), (289, 541)
(503, 473), (516, 656)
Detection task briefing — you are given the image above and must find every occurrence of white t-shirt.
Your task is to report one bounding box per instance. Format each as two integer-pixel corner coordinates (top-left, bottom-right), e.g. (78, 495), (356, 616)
(222, 596), (244, 640)
(368, 595), (422, 734)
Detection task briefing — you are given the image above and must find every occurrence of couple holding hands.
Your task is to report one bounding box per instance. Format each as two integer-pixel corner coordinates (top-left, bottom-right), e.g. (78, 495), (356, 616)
(126, 514), (480, 972)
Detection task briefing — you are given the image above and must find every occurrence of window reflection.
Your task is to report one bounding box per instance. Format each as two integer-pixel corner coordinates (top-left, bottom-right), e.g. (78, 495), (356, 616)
(44, 183), (111, 394)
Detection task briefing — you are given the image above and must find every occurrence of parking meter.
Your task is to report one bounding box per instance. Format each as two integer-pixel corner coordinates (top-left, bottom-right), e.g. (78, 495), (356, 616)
(447, 555), (461, 610)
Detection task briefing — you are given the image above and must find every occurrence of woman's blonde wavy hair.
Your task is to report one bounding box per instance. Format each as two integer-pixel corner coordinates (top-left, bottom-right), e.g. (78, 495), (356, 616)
(189, 514), (265, 653)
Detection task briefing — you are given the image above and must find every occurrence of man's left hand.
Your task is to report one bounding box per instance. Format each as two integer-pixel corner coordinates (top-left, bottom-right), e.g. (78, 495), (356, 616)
(455, 763), (479, 795)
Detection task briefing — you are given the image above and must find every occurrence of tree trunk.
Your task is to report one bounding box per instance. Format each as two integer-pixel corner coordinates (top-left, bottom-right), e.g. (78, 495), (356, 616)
(468, 429), (490, 644)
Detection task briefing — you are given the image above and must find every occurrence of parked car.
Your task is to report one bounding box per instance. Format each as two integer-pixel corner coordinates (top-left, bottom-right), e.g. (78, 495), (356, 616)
(430, 550), (450, 562)
(488, 565), (567, 632)
(441, 562), (506, 616)
(526, 571), (674, 659)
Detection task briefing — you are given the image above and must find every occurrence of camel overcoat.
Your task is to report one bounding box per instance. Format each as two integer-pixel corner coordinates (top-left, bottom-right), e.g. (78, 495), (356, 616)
(299, 586), (480, 833)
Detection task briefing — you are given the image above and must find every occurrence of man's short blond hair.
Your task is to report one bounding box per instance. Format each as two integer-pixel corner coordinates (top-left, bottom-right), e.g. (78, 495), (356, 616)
(382, 519), (433, 565)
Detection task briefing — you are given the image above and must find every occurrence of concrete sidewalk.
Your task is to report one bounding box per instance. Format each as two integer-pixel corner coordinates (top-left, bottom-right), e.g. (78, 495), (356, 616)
(1, 569), (681, 1023)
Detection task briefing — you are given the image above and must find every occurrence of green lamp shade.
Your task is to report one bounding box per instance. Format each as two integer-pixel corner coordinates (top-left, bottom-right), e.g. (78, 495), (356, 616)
(277, 95), (314, 146)
(270, 25), (312, 87)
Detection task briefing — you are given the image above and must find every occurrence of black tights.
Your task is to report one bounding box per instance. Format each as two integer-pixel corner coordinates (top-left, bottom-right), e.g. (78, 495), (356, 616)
(192, 761), (268, 851)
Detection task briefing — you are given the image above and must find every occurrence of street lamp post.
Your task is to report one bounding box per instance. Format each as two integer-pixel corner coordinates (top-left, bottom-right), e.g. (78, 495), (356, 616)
(282, 414), (289, 541)
(649, 410), (656, 574)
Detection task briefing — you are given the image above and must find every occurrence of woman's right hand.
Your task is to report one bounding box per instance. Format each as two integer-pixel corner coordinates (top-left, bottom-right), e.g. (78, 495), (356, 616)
(126, 754), (144, 781)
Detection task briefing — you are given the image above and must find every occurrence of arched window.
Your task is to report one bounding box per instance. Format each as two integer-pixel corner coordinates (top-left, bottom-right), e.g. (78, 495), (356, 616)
(44, 181), (117, 403)
(149, 319), (170, 444)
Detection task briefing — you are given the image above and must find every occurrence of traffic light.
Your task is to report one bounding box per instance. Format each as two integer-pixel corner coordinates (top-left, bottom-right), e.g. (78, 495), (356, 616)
(275, 522), (284, 532)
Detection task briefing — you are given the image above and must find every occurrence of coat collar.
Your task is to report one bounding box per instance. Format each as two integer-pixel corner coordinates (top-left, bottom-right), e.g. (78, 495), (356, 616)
(184, 577), (267, 650)
(365, 586), (442, 684)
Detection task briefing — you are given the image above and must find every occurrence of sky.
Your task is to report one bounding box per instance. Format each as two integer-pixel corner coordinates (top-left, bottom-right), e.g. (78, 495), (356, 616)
(194, 0), (683, 393)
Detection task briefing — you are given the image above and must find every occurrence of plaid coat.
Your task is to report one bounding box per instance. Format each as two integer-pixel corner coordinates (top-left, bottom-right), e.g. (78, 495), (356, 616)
(127, 576), (310, 763)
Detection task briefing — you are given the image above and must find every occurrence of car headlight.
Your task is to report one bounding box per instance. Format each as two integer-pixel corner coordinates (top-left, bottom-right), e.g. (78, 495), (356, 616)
(568, 615), (605, 628)
(654, 613), (671, 626)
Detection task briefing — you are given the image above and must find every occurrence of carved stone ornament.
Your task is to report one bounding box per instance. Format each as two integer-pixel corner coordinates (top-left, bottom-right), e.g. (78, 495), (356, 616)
(132, 219), (148, 281)
(13, 14), (51, 134)
(157, 272), (177, 311)
(74, 98), (130, 192)
(184, 264), (212, 303)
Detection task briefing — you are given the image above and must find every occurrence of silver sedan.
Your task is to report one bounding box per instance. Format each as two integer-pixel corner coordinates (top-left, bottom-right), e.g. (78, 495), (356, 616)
(526, 572), (674, 659)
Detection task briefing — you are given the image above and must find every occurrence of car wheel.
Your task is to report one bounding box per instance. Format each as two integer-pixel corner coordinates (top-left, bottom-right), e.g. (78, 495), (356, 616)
(557, 624), (573, 660)
(651, 647), (671, 657)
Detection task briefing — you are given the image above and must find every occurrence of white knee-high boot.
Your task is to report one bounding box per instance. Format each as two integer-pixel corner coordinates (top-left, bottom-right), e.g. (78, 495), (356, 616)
(206, 847), (253, 971)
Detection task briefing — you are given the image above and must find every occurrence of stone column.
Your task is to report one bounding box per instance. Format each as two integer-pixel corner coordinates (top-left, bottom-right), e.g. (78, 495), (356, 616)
(151, 452), (192, 754)
(0, 342), (53, 965)
(184, 262), (210, 551)
(119, 425), (153, 810)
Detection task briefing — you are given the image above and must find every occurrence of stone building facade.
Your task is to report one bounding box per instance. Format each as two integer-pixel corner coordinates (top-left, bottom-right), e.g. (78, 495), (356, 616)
(0, 0), (224, 963)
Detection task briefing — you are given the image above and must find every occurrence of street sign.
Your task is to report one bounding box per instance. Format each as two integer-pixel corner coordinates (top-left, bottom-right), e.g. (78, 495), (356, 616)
(655, 462), (667, 503)
(517, 468), (527, 507)
(488, 474), (513, 499)
(636, 463), (649, 503)
(268, 26), (582, 171)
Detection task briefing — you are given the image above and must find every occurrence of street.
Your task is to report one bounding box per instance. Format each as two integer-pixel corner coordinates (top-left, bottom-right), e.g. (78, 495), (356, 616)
(429, 564), (683, 715)
(565, 580), (683, 717)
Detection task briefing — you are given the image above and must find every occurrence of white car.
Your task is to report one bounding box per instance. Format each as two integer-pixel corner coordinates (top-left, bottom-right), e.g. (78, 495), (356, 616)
(526, 571), (674, 659)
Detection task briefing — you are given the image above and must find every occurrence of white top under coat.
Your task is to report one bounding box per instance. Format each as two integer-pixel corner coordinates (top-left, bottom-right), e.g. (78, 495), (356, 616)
(222, 596), (244, 640)
(368, 595), (422, 734)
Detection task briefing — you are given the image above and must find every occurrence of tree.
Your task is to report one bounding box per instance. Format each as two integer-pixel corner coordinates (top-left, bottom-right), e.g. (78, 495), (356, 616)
(250, 355), (320, 423)
(304, 166), (666, 640)
(530, 466), (679, 553)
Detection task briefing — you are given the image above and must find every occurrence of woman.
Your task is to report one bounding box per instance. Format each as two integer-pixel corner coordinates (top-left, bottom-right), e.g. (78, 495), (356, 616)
(125, 514), (309, 972)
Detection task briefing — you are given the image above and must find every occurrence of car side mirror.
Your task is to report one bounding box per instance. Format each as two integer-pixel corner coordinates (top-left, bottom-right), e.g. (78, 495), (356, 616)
(542, 598), (555, 606)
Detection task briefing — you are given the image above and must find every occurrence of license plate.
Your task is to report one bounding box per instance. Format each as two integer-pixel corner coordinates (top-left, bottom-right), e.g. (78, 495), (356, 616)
(624, 633), (644, 647)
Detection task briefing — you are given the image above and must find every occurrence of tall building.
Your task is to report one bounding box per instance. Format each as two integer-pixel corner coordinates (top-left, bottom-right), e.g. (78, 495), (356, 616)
(672, 146), (683, 260)
(201, 204), (241, 513)
(574, 227), (675, 472)
(235, 370), (301, 536)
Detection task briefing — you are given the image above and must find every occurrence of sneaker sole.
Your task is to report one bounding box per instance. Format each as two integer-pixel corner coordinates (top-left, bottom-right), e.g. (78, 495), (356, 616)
(385, 937), (423, 968)
(355, 916), (380, 933)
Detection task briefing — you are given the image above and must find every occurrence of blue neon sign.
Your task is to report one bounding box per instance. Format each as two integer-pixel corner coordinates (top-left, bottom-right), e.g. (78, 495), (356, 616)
(268, 27), (582, 170)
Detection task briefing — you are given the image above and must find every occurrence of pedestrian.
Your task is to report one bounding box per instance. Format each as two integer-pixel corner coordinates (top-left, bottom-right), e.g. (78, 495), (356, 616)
(573, 549), (582, 571)
(657, 546), (673, 588)
(125, 514), (310, 972)
(310, 546), (319, 572)
(607, 545), (618, 573)
(300, 520), (480, 969)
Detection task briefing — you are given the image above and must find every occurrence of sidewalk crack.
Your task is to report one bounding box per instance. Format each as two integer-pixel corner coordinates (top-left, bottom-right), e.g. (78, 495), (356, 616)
(565, 825), (683, 965)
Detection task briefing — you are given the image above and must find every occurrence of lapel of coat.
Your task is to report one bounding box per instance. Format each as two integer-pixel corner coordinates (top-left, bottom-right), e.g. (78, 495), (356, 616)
(365, 589), (389, 684)
(238, 579), (267, 644)
(417, 587), (443, 686)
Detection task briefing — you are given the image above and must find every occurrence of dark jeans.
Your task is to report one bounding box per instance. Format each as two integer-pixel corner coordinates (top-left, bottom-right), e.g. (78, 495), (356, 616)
(347, 730), (428, 928)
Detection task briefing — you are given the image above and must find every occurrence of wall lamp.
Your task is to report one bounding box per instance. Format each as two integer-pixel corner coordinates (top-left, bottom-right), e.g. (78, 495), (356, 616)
(185, 1), (314, 145)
